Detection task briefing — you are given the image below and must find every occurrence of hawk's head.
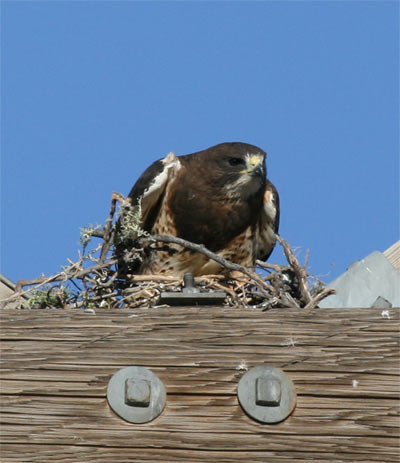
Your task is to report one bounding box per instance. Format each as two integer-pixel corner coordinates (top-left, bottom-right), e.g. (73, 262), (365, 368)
(196, 142), (266, 199)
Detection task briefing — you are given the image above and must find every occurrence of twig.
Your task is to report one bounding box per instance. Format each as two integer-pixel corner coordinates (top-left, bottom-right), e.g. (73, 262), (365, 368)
(15, 258), (118, 290)
(304, 249), (310, 270)
(304, 288), (336, 310)
(99, 196), (118, 263)
(256, 260), (286, 273)
(276, 235), (312, 305)
(127, 274), (225, 283)
(15, 273), (67, 293)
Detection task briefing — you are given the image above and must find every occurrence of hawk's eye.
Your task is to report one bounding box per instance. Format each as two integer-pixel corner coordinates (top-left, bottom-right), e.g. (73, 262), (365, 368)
(228, 157), (245, 167)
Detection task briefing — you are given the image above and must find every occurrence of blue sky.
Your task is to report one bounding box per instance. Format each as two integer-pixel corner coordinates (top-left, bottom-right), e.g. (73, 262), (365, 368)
(1, 0), (399, 285)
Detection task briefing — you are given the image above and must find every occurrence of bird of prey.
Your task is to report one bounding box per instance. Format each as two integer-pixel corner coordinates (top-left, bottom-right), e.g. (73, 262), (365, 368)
(127, 142), (279, 276)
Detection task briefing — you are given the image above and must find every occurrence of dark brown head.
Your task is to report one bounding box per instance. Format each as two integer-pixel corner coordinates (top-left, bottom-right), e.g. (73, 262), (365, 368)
(184, 142), (267, 199)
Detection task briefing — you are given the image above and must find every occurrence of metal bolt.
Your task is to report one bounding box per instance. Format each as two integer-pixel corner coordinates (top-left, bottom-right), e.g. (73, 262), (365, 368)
(107, 366), (166, 424)
(182, 272), (199, 293)
(159, 272), (226, 305)
(256, 376), (281, 407)
(125, 378), (151, 407)
(237, 365), (296, 424)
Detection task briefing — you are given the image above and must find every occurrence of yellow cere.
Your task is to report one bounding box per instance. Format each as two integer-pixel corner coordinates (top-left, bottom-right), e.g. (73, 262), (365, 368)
(249, 155), (262, 168)
(240, 154), (263, 174)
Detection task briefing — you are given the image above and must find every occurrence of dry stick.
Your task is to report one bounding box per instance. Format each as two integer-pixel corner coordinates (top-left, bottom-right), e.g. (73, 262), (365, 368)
(73, 259), (117, 279)
(150, 234), (272, 298)
(11, 271), (69, 301)
(273, 237), (336, 309)
(304, 248), (310, 270)
(281, 292), (300, 309)
(256, 260), (287, 273)
(99, 196), (118, 263)
(210, 281), (238, 299)
(128, 274), (184, 283)
(304, 288), (336, 310)
(276, 235), (313, 305)
(97, 191), (134, 260)
(127, 274), (225, 284)
(15, 259), (118, 290)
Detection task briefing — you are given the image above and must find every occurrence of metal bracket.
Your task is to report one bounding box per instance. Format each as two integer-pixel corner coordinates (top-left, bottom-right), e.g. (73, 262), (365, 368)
(107, 366), (166, 423)
(237, 365), (296, 424)
(159, 272), (226, 306)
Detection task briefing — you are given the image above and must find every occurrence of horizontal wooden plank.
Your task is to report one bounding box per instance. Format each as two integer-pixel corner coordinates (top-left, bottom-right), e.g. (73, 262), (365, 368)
(1, 445), (398, 463)
(1, 394), (398, 433)
(0, 306), (399, 462)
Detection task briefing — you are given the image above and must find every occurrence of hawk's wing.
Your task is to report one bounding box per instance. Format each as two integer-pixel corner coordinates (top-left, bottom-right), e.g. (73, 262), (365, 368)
(256, 180), (280, 261)
(128, 152), (180, 231)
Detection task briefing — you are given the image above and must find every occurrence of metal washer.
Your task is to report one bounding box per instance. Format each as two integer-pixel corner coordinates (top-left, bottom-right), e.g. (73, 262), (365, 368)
(237, 365), (296, 424)
(107, 366), (166, 424)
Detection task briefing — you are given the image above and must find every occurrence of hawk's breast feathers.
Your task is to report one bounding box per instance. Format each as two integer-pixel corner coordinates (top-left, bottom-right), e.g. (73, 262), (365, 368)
(128, 142), (280, 276)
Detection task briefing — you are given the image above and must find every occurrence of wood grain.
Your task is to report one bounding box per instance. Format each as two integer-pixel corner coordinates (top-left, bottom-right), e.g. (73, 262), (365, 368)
(0, 306), (399, 462)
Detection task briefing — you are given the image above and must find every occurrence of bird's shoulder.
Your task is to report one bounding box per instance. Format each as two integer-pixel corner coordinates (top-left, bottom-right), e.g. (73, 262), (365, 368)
(128, 152), (181, 204)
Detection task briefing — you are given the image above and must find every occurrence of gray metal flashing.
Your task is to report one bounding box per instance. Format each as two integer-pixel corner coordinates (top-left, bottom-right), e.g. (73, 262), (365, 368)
(0, 274), (16, 292)
(319, 250), (400, 308)
(0, 273), (17, 302)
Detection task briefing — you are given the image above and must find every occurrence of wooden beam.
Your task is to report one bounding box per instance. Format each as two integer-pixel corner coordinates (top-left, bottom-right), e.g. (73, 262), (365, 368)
(0, 306), (399, 462)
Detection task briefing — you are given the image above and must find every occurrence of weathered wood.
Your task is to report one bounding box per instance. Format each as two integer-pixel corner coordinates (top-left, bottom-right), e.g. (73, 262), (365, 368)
(0, 306), (399, 462)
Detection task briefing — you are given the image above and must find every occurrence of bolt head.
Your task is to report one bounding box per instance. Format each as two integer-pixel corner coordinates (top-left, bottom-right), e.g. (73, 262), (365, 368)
(256, 376), (281, 407)
(237, 365), (296, 424)
(125, 378), (151, 407)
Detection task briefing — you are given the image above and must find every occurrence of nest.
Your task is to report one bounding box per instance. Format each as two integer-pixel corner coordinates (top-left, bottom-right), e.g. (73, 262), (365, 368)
(1, 192), (334, 311)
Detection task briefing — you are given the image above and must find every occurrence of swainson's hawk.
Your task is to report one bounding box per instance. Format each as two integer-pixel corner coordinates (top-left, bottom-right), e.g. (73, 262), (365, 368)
(127, 142), (279, 276)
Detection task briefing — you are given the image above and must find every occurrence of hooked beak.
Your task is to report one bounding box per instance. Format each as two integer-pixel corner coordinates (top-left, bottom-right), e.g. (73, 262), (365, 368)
(251, 163), (264, 177)
(240, 154), (264, 177)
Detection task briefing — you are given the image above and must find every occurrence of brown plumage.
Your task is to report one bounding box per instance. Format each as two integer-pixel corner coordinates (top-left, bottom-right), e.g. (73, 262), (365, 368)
(128, 142), (280, 276)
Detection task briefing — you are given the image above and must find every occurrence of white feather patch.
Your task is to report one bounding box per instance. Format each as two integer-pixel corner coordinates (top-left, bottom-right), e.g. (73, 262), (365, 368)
(225, 173), (263, 199)
(255, 189), (277, 259)
(139, 152), (181, 226)
(263, 192), (276, 222)
(143, 152), (181, 199)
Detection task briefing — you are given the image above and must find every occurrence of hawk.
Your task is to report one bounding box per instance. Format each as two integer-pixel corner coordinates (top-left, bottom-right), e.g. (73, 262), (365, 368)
(127, 142), (279, 276)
